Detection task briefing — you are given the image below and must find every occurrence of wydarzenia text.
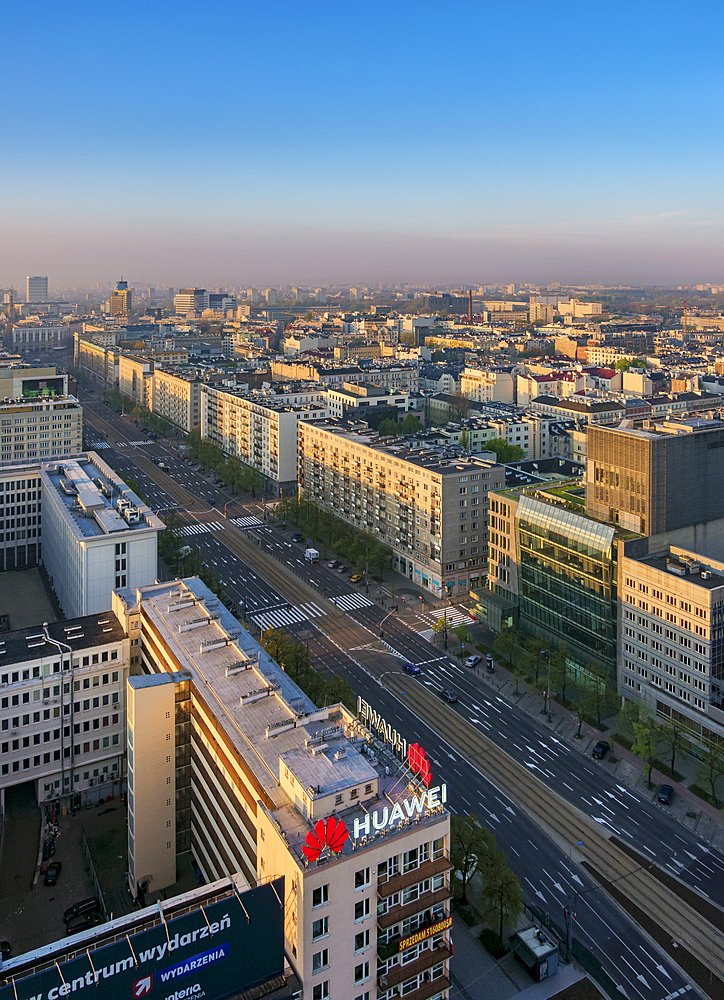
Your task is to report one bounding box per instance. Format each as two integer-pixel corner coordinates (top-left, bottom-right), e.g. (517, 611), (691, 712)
(357, 696), (407, 756)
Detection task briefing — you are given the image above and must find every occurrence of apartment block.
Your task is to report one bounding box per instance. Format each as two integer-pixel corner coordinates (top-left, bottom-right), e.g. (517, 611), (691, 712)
(202, 383), (328, 493)
(73, 332), (119, 387)
(0, 614), (129, 807)
(298, 419), (504, 596)
(118, 353), (152, 407)
(150, 366), (202, 432)
(113, 577), (452, 1000)
(0, 395), (82, 463)
(459, 368), (515, 404)
(619, 544), (724, 748)
(586, 418), (724, 536)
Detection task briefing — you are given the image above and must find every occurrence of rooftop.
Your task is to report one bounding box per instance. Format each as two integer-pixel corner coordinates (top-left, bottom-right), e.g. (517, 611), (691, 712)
(0, 612), (126, 669)
(632, 547), (724, 591)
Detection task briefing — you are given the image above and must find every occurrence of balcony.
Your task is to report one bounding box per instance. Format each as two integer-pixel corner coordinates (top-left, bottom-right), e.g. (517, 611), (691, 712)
(377, 888), (451, 929)
(378, 943), (451, 989)
(378, 976), (450, 1000)
(378, 854), (452, 898)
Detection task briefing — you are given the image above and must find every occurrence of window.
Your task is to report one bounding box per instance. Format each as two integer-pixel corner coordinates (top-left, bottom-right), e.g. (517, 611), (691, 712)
(354, 929), (370, 953)
(355, 867), (370, 890)
(312, 884), (329, 908)
(312, 949), (329, 973)
(312, 916), (329, 940)
(312, 984), (329, 1000)
(354, 962), (370, 985)
(355, 898), (370, 921)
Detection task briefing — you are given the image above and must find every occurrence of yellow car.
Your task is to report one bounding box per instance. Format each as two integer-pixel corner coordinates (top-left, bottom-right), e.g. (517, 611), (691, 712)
(350, 573), (364, 583)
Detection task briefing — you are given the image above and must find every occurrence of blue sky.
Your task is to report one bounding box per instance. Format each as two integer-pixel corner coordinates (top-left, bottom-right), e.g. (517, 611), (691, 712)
(4, 0), (724, 289)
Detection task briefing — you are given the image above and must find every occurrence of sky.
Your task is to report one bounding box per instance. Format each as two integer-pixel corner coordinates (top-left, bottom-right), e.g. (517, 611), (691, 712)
(4, 0), (724, 291)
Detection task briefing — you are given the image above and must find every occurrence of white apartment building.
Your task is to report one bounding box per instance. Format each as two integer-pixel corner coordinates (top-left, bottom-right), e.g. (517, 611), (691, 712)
(149, 366), (202, 432)
(9, 453), (163, 616)
(115, 578), (452, 1000)
(0, 613), (129, 809)
(202, 383), (328, 493)
(364, 366), (419, 392)
(459, 368), (514, 405)
(619, 545), (724, 748)
(298, 420), (504, 596)
(0, 395), (82, 464)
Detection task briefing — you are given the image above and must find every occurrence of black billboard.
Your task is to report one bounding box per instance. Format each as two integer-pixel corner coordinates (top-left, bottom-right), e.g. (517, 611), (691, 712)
(1, 880), (284, 1000)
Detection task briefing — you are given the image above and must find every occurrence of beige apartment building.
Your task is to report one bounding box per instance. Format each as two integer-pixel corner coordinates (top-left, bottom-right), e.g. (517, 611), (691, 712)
(115, 577), (452, 1000)
(202, 383), (327, 493)
(0, 395), (82, 463)
(118, 353), (152, 407)
(0, 614), (129, 809)
(619, 544), (724, 749)
(150, 366), (202, 432)
(298, 420), (504, 596)
(458, 368), (514, 405)
(73, 332), (119, 387)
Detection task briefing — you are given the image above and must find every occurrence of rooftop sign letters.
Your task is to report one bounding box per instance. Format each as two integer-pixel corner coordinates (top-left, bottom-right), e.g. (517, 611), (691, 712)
(353, 784), (446, 840)
(357, 696), (407, 757)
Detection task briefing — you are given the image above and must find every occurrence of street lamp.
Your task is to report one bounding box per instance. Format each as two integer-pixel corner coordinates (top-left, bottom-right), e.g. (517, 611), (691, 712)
(541, 649), (553, 723)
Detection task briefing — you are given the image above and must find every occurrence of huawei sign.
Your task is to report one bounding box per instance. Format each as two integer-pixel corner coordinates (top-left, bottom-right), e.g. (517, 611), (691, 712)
(407, 743), (432, 786)
(302, 816), (349, 862)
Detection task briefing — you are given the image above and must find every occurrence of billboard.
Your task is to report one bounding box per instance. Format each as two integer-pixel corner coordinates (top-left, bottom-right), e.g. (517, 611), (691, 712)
(1, 880), (284, 1000)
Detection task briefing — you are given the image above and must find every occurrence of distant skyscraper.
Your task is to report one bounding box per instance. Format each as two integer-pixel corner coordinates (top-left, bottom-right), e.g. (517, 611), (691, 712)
(110, 277), (132, 316)
(26, 276), (48, 303)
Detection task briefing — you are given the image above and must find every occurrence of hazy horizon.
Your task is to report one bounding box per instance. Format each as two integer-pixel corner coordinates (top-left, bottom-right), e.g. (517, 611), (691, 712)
(5, 0), (724, 292)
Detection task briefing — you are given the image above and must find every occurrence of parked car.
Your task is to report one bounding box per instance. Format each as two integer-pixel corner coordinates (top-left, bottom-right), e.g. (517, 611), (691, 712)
(464, 655), (481, 668)
(44, 861), (62, 886)
(327, 560), (338, 569)
(438, 689), (459, 703)
(403, 663), (422, 675)
(657, 784), (674, 805)
(591, 740), (611, 760)
(213, 478), (224, 486)
(66, 913), (102, 935)
(336, 564), (347, 574)
(291, 533), (304, 543)
(350, 573), (364, 583)
(64, 897), (101, 923)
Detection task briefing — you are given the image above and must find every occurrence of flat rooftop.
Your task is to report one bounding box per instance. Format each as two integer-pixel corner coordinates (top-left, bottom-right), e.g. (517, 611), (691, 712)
(633, 549), (724, 591)
(43, 453), (164, 540)
(0, 612), (126, 670)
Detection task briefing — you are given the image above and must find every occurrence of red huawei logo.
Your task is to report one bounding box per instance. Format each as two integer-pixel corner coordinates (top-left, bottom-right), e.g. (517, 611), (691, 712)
(407, 743), (432, 786)
(302, 816), (349, 862)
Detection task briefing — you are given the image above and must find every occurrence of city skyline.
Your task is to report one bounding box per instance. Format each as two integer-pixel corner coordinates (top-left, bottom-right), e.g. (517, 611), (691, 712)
(4, 0), (724, 287)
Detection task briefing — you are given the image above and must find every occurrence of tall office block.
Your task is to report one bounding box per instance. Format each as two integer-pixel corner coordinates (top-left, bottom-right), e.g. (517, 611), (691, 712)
(26, 276), (48, 303)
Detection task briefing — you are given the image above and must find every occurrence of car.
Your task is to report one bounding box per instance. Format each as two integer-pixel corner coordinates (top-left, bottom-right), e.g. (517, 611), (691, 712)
(657, 784), (674, 805)
(213, 478), (224, 486)
(42, 837), (56, 860)
(208, 499), (216, 506)
(327, 560), (338, 569)
(66, 913), (102, 935)
(591, 740), (611, 760)
(64, 897), (101, 923)
(291, 533), (304, 543)
(44, 861), (62, 886)
(438, 689), (458, 703)
(464, 655), (481, 668)
(403, 663), (422, 675)
(350, 573), (364, 583)
(336, 564), (347, 574)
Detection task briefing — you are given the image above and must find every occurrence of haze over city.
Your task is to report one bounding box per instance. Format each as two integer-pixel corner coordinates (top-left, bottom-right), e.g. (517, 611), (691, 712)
(5, 0), (724, 288)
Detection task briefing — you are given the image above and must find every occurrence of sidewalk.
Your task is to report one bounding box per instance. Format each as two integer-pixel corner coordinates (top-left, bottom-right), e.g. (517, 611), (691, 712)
(462, 623), (724, 851)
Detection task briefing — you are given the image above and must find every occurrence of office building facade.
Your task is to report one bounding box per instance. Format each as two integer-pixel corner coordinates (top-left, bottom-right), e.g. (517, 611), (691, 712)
(0, 614), (129, 808)
(26, 276), (48, 303)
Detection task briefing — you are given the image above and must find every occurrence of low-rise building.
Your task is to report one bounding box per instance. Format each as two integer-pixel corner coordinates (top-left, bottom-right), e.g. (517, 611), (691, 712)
(298, 419), (504, 596)
(0, 613), (129, 807)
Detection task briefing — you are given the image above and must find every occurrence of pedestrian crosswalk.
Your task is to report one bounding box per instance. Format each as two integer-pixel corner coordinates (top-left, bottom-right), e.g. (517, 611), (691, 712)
(116, 440), (153, 447)
(331, 592), (375, 612)
(87, 439), (111, 449)
(177, 521), (226, 536)
(429, 607), (474, 628)
(231, 515), (264, 528)
(251, 601), (326, 630)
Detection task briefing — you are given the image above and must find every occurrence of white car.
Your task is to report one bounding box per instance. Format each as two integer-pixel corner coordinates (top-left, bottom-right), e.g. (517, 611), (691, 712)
(464, 655), (481, 668)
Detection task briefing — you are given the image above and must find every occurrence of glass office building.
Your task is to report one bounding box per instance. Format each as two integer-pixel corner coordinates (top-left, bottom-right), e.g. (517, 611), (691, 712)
(515, 495), (619, 672)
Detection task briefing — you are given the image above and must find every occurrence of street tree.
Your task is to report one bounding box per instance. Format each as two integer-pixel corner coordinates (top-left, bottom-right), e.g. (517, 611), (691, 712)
(450, 813), (495, 904)
(482, 849), (523, 945)
(659, 717), (689, 777)
(697, 738), (724, 805)
(631, 710), (659, 787)
(523, 634), (549, 682)
(493, 624), (518, 668)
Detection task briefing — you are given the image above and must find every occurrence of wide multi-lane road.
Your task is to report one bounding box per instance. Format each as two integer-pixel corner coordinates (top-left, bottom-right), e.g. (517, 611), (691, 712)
(82, 401), (724, 1000)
